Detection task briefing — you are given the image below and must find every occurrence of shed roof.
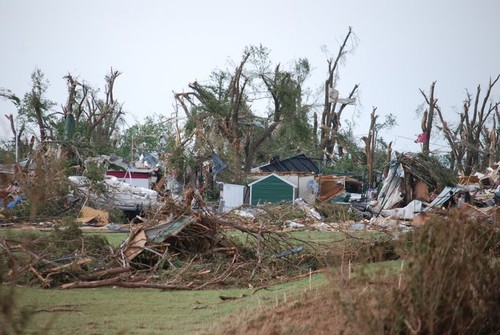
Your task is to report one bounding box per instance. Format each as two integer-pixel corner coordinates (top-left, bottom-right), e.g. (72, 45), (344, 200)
(248, 173), (297, 188)
(257, 154), (319, 174)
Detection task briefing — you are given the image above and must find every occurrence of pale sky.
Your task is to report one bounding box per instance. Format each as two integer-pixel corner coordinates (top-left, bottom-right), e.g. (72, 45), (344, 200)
(1, 0), (499, 154)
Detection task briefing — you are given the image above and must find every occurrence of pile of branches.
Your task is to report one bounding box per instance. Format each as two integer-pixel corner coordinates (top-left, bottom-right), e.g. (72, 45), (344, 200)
(1, 196), (327, 290)
(1, 186), (407, 290)
(0, 220), (115, 288)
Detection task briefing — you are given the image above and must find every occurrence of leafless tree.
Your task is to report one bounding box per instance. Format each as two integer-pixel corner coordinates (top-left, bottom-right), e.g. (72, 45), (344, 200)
(1, 88), (24, 151)
(430, 75), (500, 174)
(362, 107), (378, 188)
(419, 81), (437, 156)
(320, 27), (359, 160)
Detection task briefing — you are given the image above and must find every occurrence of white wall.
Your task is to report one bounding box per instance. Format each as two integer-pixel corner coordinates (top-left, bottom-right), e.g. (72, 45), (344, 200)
(279, 175), (315, 204)
(221, 183), (246, 212)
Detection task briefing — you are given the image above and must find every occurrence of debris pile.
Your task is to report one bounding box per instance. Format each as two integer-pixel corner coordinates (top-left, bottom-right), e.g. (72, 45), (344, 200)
(2, 150), (499, 291)
(1, 196), (329, 290)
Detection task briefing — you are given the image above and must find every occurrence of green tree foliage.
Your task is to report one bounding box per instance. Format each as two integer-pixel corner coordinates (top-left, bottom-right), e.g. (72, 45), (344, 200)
(18, 68), (56, 143)
(54, 69), (126, 154)
(175, 45), (316, 174)
(115, 114), (175, 160)
(2, 69), (128, 159)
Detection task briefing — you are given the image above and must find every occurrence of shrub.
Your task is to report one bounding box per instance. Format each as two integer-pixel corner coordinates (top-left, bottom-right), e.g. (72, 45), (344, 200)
(384, 211), (499, 334)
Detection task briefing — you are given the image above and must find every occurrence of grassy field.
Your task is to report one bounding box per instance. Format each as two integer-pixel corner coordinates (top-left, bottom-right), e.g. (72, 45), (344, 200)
(3, 211), (497, 334)
(1, 227), (392, 334)
(6, 275), (325, 335)
(7, 261), (403, 335)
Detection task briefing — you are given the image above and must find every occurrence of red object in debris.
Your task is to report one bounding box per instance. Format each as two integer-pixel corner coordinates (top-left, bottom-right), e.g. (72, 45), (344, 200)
(414, 132), (428, 143)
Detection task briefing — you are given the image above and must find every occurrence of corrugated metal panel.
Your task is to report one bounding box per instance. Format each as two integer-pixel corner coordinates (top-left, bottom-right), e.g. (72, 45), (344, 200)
(250, 175), (295, 205)
(258, 154), (319, 174)
(423, 186), (462, 211)
(145, 216), (195, 243)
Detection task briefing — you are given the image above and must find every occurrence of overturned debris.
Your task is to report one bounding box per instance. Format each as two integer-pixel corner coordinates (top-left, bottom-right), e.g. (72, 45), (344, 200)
(68, 175), (159, 213)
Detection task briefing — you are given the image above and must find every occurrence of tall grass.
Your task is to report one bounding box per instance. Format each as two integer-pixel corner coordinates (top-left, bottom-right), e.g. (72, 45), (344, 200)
(214, 209), (499, 335)
(333, 209), (499, 335)
(386, 211), (499, 334)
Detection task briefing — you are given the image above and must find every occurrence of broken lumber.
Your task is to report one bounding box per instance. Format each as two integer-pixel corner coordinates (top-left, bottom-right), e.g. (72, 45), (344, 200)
(78, 266), (132, 281)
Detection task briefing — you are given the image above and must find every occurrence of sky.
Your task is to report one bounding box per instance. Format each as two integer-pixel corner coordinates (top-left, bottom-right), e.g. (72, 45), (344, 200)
(1, 0), (499, 154)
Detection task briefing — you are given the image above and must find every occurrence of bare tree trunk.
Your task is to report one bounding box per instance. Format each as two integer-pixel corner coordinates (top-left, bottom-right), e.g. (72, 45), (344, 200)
(419, 81), (437, 156)
(63, 74), (77, 141)
(5, 114), (25, 161)
(362, 107), (378, 188)
(487, 121), (496, 168)
(435, 104), (464, 174)
(320, 27), (358, 158)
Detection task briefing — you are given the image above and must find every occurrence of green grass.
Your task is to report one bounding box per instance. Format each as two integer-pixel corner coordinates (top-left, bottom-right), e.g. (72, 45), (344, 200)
(1, 228), (393, 334)
(8, 275), (325, 335)
(84, 231), (128, 247)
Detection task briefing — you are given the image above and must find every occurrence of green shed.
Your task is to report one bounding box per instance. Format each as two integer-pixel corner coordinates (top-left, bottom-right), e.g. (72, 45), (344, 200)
(248, 173), (297, 205)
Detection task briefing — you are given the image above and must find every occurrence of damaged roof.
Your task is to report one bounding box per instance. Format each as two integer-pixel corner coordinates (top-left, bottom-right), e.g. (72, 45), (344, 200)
(257, 154), (320, 174)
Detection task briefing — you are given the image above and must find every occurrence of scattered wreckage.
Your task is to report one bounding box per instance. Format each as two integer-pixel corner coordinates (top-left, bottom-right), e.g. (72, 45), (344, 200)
(1, 152), (499, 291)
(68, 175), (159, 213)
(356, 153), (500, 226)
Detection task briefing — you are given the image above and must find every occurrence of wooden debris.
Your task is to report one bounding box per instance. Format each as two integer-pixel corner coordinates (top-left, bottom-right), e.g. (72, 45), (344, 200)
(123, 229), (147, 261)
(79, 266), (132, 281)
(77, 206), (109, 225)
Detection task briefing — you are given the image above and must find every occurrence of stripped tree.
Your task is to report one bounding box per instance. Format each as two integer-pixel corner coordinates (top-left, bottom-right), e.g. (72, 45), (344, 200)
(362, 107), (378, 188)
(432, 75), (500, 175)
(59, 68), (125, 153)
(419, 81), (437, 157)
(1, 88), (24, 158)
(320, 27), (359, 160)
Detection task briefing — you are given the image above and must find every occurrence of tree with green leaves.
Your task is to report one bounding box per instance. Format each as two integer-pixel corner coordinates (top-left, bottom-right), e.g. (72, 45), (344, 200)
(115, 114), (175, 160)
(174, 45), (314, 175)
(56, 68), (126, 154)
(17, 68), (56, 146)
